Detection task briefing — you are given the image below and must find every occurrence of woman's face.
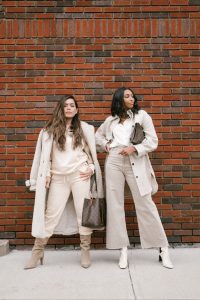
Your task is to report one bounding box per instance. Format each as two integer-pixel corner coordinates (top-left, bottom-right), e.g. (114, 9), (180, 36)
(64, 98), (78, 120)
(123, 89), (135, 110)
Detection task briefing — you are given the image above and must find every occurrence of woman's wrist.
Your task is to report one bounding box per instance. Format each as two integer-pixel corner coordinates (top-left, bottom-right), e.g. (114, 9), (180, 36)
(105, 142), (111, 152)
(88, 164), (95, 174)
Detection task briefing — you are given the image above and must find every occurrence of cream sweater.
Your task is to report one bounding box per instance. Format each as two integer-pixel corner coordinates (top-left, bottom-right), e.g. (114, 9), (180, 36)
(48, 133), (94, 176)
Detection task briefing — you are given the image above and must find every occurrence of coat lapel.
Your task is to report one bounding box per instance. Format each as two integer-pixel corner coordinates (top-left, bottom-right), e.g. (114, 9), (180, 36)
(41, 130), (53, 161)
(81, 122), (96, 161)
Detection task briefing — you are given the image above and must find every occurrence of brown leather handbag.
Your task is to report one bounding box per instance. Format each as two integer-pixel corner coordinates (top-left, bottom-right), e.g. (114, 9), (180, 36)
(82, 175), (106, 229)
(130, 122), (145, 145)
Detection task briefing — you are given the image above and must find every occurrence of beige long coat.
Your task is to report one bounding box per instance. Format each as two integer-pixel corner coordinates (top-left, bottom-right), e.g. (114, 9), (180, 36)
(95, 109), (158, 197)
(26, 121), (104, 238)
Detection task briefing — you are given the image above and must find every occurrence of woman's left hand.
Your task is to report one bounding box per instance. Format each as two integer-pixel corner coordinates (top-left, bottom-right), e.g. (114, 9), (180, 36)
(45, 176), (51, 188)
(119, 146), (136, 156)
(80, 167), (93, 181)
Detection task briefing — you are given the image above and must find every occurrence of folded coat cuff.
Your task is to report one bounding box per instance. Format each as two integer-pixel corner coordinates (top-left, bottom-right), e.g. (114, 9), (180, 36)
(133, 144), (146, 157)
(25, 179), (36, 187)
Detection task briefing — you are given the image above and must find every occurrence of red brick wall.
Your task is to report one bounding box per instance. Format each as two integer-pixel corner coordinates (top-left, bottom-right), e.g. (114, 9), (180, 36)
(0, 0), (200, 248)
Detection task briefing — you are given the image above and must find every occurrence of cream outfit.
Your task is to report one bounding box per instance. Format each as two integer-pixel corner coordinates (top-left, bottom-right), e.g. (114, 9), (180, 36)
(95, 110), (169, 249)
(25, 121), (104, 238)
(45, 171), (92, 237)
(44, 132), (93, 237)
(105, 147), (168, 249)
(96, 110), (159, 196)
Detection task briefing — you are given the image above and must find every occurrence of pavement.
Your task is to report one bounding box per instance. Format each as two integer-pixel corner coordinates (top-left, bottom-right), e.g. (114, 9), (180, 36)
(0, 247), (200, 300)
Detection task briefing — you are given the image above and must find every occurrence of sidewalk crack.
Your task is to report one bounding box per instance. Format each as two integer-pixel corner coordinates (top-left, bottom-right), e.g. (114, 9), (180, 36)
(128, 264), (138, 300)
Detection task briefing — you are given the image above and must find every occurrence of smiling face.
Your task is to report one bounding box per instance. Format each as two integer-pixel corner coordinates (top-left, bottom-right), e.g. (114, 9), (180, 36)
(64, 98), (78, 120)
(123, 89), (135, 110)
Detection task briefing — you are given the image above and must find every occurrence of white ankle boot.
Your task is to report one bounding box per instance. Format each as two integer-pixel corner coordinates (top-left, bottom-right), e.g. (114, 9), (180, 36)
(159, 247), (174, 269)
(119, 247), (128, 269)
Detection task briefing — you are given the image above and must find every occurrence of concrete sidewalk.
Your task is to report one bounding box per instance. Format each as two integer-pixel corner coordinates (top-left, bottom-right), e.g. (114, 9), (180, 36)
(0, 248), (200, 300)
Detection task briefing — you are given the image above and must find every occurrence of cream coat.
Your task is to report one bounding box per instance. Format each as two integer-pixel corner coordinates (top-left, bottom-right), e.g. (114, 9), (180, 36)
(26, 121), (104, 238)
(95, 109), (158, 197)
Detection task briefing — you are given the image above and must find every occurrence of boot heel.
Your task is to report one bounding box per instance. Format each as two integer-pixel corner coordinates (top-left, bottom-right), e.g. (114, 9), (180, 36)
(24, 237), (48, 270)
(159, 247), (162, 262)
(40, 256), (44, 265)
(159, 247), (162, 261)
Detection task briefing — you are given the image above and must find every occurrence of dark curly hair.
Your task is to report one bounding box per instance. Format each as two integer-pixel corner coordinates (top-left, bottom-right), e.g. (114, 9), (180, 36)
(111, 87), (140, 117)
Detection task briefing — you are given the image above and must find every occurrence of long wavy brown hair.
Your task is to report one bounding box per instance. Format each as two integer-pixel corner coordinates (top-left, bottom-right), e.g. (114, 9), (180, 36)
(45, 95), (85, 151)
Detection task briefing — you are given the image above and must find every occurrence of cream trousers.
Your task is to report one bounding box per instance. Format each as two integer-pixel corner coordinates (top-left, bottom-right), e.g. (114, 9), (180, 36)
(105, 147), (169, 249)
(44, 171), (92, 237)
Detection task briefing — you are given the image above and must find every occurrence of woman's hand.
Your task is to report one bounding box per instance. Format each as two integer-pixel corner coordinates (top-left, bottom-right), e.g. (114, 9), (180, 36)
(119, 146), (136, 156)
(45, 176), (51, 188)
(80, 167), (93, 181)
(105, 142), (111, 152)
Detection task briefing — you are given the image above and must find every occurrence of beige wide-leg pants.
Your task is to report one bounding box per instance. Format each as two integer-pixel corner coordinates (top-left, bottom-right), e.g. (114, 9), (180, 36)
(105, 147), (169, 249)
(44, 171), (92, 237)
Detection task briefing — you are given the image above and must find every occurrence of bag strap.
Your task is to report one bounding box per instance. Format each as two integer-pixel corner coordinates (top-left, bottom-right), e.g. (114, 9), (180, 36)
(90, 173), (97, 196)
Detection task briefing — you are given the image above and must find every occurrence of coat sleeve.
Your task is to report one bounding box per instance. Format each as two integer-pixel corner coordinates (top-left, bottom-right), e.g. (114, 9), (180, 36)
(25, 130), (43, 191)
(95, 120), (110, 152)
(134, 111), (158, 157)
(46, 144), (52, 177)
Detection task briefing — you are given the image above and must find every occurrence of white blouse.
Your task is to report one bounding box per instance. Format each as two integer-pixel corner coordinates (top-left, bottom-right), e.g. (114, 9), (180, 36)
(110, 112), (134, 148)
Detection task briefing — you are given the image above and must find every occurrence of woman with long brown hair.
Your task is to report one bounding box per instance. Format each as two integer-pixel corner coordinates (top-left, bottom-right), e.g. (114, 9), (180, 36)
(24, 95), (104, 269)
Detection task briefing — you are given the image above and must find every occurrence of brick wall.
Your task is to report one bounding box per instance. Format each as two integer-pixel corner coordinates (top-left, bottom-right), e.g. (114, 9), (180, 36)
(0, 0), (200, 248)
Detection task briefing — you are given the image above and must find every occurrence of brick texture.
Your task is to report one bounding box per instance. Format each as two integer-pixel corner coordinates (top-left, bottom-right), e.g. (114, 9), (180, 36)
(0, 0), (200, 248)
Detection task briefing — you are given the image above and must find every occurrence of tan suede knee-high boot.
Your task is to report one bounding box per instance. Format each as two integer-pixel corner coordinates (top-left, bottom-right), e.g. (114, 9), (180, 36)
(80, 235), (91, 268)
(24, 237), (49, 270)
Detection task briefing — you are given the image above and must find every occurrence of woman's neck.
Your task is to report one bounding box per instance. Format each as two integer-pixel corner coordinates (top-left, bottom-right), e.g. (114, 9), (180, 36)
(66, 119), (72, 130)
(121, 111), (128, 119)
(119, 109), (129, 123)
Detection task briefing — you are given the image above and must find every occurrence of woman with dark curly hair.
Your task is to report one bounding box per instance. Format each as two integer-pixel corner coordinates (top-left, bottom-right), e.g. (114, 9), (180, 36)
(96, 87), (173, 269)
(24, 95), (104, 270)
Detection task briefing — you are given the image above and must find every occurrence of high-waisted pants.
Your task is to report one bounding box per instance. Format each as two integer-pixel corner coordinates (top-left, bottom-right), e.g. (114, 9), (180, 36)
(105, 147), (169, 249)
(44, 170), (92, 237)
